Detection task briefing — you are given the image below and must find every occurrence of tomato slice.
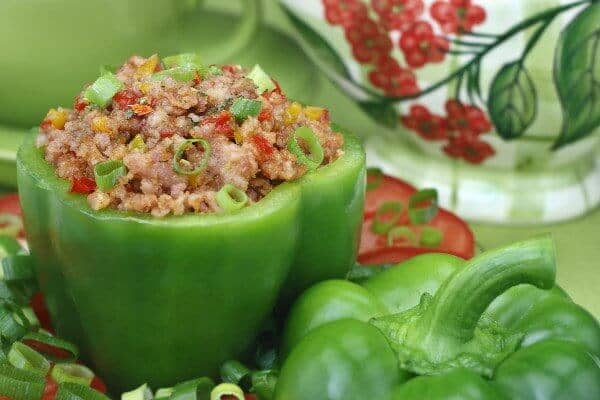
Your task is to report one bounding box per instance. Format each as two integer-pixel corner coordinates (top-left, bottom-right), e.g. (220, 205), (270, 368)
(0, 193), (25, 238)
(91, 376), (108, 394)
(360, 173), (475, 264)
(364, 174), (416, 218)
(30, 292), (54, 333)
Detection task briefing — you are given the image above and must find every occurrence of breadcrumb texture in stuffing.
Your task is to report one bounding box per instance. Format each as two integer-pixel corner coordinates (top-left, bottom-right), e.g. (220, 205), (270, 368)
(37, 55), (344, 217)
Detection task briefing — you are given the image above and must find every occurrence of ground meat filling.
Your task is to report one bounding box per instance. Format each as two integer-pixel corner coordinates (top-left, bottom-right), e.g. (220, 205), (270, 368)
(37, 55), (344, 217)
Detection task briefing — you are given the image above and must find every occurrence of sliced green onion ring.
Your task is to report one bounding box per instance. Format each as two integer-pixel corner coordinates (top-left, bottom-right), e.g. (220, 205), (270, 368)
(387, 226), (418, 247)
(216, 184), (248, 212)
(122, 383), (153, 400)
(408, 188), (439, 225)
(0, 214), (23, 237)
(210, 383), (244, 400)
(163, 53), (207, 76)
(221, 360), (251, 385)
(230, 98), (262, 122)
(287, 126), (324, 170)
(246, 64), (275, 93)
(51, 363), (94, 386)
(8, 341), (51, 376)
(1, 255), (35, 282)
(173, 139), (211, 176)
(371, 201), (403, 235)
(154, 388), (174, 400)
(20, 308), (40, 330)
(420, 227), (443, 248)
(94, 160), (126, 192)
(22, 331), (79, 362)
(366, 167), (384, 191)
(84, 73), (124, 108)
(171, 377), (215, 400)
(56, 382), (111, 400)
(0, 300), (31, 342)
(249, 370), (278, 400)
(0, 362), (45, 400)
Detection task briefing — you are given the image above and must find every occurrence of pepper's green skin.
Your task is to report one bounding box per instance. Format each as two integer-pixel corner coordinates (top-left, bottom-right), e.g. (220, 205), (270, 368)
(16, 128), (365, 392)
(276, 236), (600, 400)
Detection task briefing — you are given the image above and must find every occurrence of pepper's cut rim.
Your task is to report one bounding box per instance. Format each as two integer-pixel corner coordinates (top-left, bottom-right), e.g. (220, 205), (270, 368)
(17, 124), (365, 227)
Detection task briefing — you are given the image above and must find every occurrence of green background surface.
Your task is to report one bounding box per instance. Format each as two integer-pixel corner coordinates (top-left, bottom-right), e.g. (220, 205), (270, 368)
(0, 0), (596, 317)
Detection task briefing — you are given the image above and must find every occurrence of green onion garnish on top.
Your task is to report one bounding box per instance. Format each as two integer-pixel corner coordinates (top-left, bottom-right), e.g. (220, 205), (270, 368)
(173, 138), (211, 175)
(371, 201), (403, 235)
(83, 73), (124, 108)
(94, 160), (127, 192)
(163, 53), (207, 75)
(56, 383), (110, 400)
(51, 363), (94, 386)
(408, 189), (439, 225)
(216, 184), (248, 212)
(151, 65), (197, 83)
(288, 126), (324, 170)
(210, 383), (245, 400)
(230, 98), (262, 122)
(246, 64), (276, 93)
(420, 226), (443, 247)
(7, 342), (51, 377)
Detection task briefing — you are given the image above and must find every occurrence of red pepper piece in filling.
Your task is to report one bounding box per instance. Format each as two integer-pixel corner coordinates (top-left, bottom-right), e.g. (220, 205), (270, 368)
(160, 130), (175, 138)
(251, 134), (274, 159)
(203, 111), (234, 138)
(113, 89), (140, 109)
(258, 108), (271, 123)
(74, 97), (89, 112)
(70, 177), (96, 194)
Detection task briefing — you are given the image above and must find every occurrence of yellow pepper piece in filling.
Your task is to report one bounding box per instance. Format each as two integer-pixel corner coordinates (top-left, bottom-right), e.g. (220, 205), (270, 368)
(139, 82), (151, 95)
(284, 102), (302, 126)
(91, 116), (112, 134)
(45, 108), (68, 130)
(304, 106), (326, 121)
(128, 134), (147, 152)
(134, 54), (159, 79)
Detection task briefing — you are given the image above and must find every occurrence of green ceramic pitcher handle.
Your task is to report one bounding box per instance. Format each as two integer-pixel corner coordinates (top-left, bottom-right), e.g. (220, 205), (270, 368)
(180, 0), (262, 63)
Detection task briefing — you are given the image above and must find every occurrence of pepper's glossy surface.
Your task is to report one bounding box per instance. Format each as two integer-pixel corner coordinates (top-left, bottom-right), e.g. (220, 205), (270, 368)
(277, 236), (600, 400)
(16, 128), (365, 392)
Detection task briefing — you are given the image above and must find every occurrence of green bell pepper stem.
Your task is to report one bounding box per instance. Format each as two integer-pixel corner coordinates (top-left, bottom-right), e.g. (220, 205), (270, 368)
(411, 234), (556, 356)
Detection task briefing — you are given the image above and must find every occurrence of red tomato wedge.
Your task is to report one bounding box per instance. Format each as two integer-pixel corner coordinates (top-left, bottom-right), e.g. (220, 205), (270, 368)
(91, 376), (108, 394)
(359, 172), (475, 264)
(364, 173), (416, 218)
(0, 193), (25, 238)
(30, 292), (54, 333)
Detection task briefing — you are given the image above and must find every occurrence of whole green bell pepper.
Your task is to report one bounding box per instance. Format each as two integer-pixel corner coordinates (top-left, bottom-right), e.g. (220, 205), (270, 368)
(276, 236), (600, 400)
(16, 127), (365, 392)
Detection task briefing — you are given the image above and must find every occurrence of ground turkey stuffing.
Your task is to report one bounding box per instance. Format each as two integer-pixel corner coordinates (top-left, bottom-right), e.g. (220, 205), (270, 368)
(37, 54), (344, 217)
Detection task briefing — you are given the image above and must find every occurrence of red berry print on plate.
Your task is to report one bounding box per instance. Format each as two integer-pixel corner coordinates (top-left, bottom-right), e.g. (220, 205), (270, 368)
(443, 135), (495, 164)
(323, 0), (369, 27)
(369, 56), (420, 96)
(400, 104), (448, 140)
(371, 0), (425, 31)
(431, 0), (486, 34)
(399, 21), (449, 68)
(445, 99), (492, 138)
(345, 17), (393, 63)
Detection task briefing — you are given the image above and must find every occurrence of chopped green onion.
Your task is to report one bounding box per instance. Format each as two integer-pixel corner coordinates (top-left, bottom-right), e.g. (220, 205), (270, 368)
(128, 134), (147, 153)
(420, 227), (443, 247)
(0, 236), (22, 258)
(221, 360), (251, 385)
(171, 377), (214, 400)
(287, 126), (324, 170)
(163, 53), (207, 76)
(210, 383), (244, 400)
(248, 370), (277, 400)
(0, 214), (23, 237)
(216, 184), (248, 212)
(51, 363), (94, 386)
(230, 98), (262, 122)
(8, 342), (51, 376)
(21, 307), (40, 330)
(122, 383), (153, 400)
(94, 160), (127, 192)
(371, 201), (403, 235)
(173, 139), (211, 175)
(151, 65), (197, 82)
(366, 167), (384, 191)
(208, 65), (222, 76)
(0, 301), (30, 343)
(22, 331), (79, 362)
(56, 382), (111, 400)
(387, 226), (417, 246)
(0, 362), (45, 400)
(84, 73), (124, 108)
(246, 64), (276, 93)
(154, 388), (174, 400)
(99, 64), (117, 75)
(1, 255), (35, 282)
(408, 189), (439, 225)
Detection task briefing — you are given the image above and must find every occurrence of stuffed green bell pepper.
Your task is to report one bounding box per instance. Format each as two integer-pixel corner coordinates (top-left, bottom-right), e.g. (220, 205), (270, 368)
(16, 54), (365, 392)
(276, 236), (600, 400)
